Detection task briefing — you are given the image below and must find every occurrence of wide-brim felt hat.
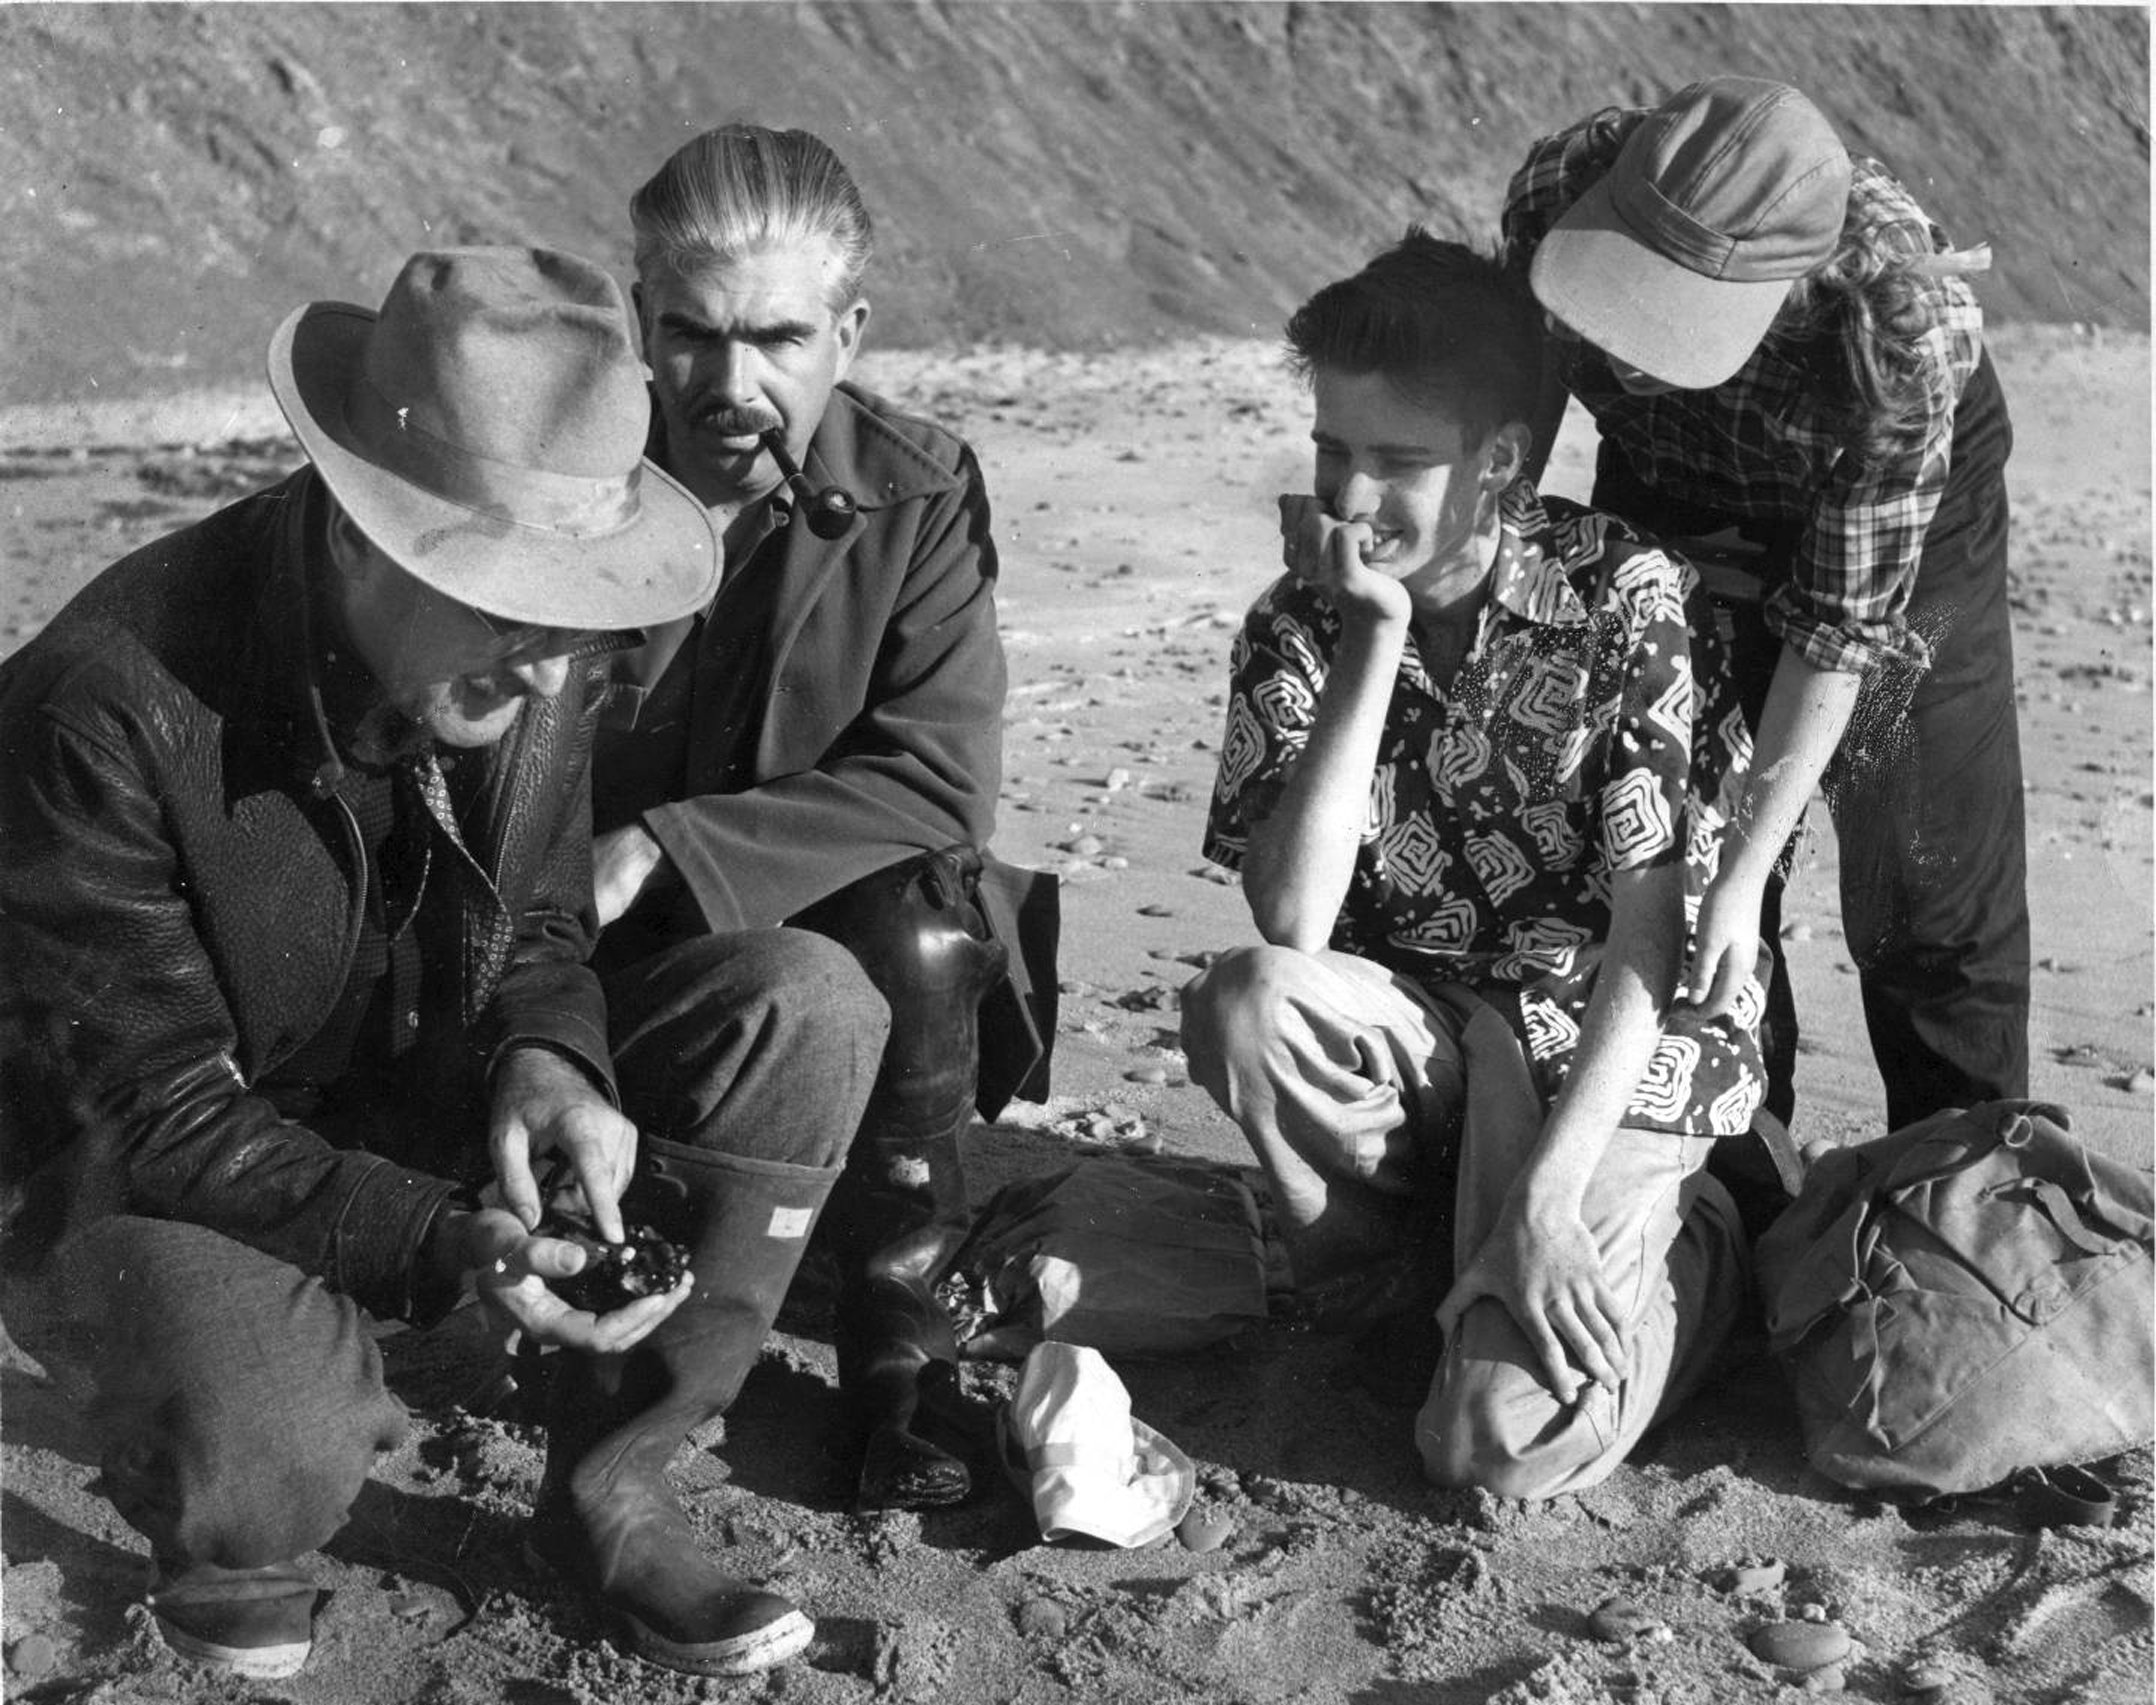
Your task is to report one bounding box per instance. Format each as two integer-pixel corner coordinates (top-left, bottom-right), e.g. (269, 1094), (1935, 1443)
(1531, 77), (1854, 391)
(268, 246), (717, 630)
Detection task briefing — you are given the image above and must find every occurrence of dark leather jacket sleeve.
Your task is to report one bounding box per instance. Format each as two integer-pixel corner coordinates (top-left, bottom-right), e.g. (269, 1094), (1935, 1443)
(0, 662), (460, 1319)
(0, 476), (618, 1322)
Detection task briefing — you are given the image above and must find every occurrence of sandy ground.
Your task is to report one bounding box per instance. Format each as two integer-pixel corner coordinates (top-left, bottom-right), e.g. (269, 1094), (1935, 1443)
(0, 326), (2150, 1703)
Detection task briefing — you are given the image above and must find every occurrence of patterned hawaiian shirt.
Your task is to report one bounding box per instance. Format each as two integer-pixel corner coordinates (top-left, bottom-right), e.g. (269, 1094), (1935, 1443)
(1204, 483), (1765, 1137)
(1502, 105), (1986, 679)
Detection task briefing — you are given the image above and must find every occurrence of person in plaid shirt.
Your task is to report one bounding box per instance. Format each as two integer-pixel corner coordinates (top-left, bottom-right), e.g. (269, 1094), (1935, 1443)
(1502, 76), (2026, 1141)
(1180, 233), (1758, 1499)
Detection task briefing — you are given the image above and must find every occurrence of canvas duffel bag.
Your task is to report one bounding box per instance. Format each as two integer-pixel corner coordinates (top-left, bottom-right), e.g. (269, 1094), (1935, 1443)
(1755, 1099), (2153, 1497)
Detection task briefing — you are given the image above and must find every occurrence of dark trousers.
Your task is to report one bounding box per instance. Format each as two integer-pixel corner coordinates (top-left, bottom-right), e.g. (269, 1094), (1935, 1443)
(1594, 350), (2030, 1130)
(9, 929), (884, 1573)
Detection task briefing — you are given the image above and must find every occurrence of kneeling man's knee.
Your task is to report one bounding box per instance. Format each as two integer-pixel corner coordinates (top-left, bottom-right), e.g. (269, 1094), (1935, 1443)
(769, 928), (892, 1050)
(1179, 943), (1304, 1077)
(615, 929), (890, 1166)
(1414, 1310), (1622, 1502)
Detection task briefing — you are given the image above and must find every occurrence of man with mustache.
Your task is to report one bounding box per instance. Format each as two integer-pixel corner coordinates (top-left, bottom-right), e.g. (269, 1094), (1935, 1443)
(0, 248), (888, 1680)
(579, 124), (1053, 1669)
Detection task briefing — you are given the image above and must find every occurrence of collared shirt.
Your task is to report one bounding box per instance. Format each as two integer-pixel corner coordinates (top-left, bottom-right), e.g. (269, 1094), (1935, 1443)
(1204, 482), (1765, 1136)
(1502, 105), (1986, 677)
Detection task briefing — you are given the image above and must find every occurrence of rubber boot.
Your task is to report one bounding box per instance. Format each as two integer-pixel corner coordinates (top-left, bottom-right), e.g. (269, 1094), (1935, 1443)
(793, 846), (1007, 1511)
(831, 1127), (977, 1509)
(530, 1140), (840, 1677)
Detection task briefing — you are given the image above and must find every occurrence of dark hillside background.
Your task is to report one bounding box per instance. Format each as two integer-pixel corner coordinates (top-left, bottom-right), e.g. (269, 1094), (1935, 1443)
(2, 2), (2147, 404)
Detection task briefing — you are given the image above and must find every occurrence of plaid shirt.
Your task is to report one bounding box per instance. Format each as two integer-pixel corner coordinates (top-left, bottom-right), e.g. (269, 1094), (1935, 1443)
(1502, 106), (1986, 676)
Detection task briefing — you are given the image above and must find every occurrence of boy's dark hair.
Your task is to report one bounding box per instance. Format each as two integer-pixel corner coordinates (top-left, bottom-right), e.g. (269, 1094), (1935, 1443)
(1285, 229), (1543, 448)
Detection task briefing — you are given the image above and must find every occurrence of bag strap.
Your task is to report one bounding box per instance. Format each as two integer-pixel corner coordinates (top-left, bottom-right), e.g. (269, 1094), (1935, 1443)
(1981, 1177), (2118, 1260)
(1921, 1463), (2121, 1530)
(1751, 1110), (1809, 1199)
(2010, 1464), (2121, 1530)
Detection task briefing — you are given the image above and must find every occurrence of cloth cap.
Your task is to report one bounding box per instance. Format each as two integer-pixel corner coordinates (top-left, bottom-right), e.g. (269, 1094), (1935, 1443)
(1531, 78), (1853, 390)
(999, 1342), (1195, 1548)
(267, 246), (717, 630)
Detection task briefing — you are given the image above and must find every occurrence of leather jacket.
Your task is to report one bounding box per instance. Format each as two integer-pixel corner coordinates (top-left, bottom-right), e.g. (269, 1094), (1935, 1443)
(0, 469), (614, 1321)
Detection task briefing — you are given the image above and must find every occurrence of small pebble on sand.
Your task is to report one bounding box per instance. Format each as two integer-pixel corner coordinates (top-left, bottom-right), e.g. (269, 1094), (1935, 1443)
(1587, 1597), (1663, 1643)
(6, 1635), (56, 1680)
(1178, 1508), (1234, 1552)
(1749, 1619), (1852, 1671)
(1900, 1660), (1950, 1698)
(1016, 1597), (1068, 1639)
(1125, 1065), (1169, 1085)
(2124, 1066), (2155, 1094)
(1726, 1559), (1787, 1594)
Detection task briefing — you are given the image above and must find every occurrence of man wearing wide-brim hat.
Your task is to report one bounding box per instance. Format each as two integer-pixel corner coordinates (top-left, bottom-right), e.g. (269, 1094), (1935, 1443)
(0, 248), (886, 1680)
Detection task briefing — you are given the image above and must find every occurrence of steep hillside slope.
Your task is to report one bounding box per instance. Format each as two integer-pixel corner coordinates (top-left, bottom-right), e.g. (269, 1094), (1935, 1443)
(2, 2), (2147, 402)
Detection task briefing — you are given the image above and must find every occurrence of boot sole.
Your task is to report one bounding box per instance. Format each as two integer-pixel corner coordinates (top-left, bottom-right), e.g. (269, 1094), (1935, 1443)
(857, 1414), (974, 1511)
(154, 1618), (309, 1680)
(858, 1460), (972, 1512)
(617, 1605), (815, 1676)
(524, 1535), (815, 1676)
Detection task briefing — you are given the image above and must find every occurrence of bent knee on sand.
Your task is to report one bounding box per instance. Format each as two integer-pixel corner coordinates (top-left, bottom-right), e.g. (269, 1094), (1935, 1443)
(1414, 1352), (1633, 1502)
(1181, 939), (1302, 1013)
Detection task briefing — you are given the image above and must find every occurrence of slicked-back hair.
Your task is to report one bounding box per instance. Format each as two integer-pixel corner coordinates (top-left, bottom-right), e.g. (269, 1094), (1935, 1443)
(1285, 229), (1542, 450)
(630, 124), (874, 310)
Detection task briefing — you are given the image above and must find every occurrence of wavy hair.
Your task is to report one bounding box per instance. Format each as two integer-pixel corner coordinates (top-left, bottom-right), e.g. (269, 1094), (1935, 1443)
(1285, 228), (1544, 449)
(1774, 205), (1990, 460)
(630, 125), (874, 310)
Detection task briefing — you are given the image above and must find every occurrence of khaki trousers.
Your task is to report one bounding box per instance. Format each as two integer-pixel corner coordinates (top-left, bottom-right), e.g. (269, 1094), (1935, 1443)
(1181, 944), (1746, 1499)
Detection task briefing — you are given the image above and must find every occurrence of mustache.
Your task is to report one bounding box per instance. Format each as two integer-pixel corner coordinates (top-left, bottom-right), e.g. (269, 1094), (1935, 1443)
(690, 402), (782, 439)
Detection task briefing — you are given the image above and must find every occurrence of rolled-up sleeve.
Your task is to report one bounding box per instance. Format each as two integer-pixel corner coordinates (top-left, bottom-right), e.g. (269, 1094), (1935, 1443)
(1770, 343), (1966, 676)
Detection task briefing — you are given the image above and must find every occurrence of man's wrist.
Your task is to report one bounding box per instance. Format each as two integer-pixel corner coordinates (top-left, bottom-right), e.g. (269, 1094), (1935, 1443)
(1514, 1141), (1595, 1218)
(1337, 603), (1410, 640)
(613, 822), (668, 888)
(496, 1040), (598, 1091)
(596, 819), (677, 929)
(1518, 1175), (1588, 1226)
(414, 1205), (477, 1320)
(620, 821), (666, 879)
(1712, 843), (1778, 894)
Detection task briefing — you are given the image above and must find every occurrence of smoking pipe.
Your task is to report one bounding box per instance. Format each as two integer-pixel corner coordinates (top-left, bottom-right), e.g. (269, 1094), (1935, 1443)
(759, 427), (858, 540)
